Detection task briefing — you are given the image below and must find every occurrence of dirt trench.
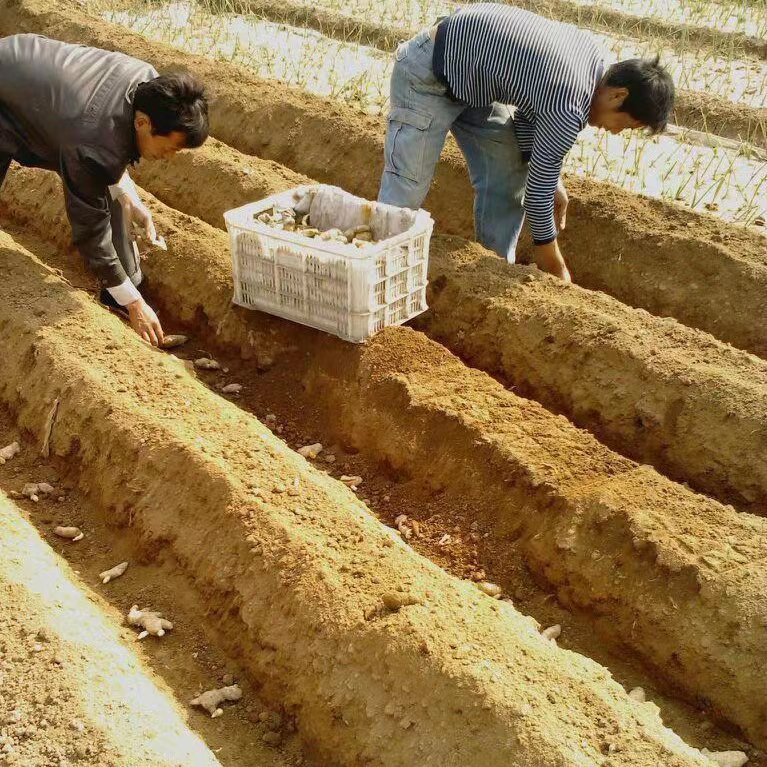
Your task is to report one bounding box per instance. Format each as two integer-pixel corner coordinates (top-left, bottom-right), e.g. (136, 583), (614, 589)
(122, 140), (767, 515)
(0, 215), (734, 767)
(3, 164), (767, 752)
(0, 492), (224, 767)
(0, 394), (319, 767)
(3, 0), (765, 360)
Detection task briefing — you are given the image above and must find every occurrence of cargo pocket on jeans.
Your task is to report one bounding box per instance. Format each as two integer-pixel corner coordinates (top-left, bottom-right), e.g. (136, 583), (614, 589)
(384, 106), (433, 184)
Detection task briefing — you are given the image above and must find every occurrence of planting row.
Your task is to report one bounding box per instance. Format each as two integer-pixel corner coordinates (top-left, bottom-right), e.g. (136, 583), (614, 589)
(0, 213), (724, 767)
(93, 0), (767, 228)
(117, 138), (767, 515)
(0, 490), (224, 766)
(187, 0), (767, 109)
(3, 166), (767, 752)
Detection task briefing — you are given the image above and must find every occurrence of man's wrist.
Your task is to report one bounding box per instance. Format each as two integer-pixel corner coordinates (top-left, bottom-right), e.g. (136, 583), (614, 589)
(106, 278), (142, 307)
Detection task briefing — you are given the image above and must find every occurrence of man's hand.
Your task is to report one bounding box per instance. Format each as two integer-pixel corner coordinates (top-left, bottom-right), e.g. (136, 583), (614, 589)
(554, 178), (569, 232)
(121, 196), (157, 244)
(534, 240), (571, 283)
(127, 297), (164, 346)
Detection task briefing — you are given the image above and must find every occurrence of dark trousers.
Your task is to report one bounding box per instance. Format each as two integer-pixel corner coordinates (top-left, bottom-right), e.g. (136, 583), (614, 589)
(0, 150), (141, 287)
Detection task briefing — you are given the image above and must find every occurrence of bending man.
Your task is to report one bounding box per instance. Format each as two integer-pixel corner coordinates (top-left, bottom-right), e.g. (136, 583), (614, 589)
(0, 33), (209, 344)
(378, 3), (675, 281)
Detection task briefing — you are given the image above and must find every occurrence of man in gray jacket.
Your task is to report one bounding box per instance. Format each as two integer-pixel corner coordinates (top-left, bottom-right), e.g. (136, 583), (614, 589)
(0, 34), (209, 346)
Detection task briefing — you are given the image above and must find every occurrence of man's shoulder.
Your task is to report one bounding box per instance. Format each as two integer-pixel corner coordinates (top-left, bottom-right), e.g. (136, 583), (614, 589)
(63, 144), (126, 186)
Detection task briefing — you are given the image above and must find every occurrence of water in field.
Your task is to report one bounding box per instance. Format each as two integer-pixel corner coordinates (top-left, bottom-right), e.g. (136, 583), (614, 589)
(567, 0), (767, 39)
(106, 2), (391, 111)
(99, 0), (767, 227)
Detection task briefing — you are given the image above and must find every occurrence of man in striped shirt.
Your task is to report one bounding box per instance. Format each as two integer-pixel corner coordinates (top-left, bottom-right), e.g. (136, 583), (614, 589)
(378, 3), (674, 281)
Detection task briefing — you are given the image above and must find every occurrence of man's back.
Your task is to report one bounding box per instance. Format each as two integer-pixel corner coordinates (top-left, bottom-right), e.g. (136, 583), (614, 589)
(440, 3), (603, 121)
(0, 34), (156, 174)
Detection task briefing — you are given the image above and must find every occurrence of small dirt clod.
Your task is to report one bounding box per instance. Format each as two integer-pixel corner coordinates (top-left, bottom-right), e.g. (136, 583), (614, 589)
(381, 592), (421, 612)
(298, 443), (323, 459)
(262, 731), (282, 746)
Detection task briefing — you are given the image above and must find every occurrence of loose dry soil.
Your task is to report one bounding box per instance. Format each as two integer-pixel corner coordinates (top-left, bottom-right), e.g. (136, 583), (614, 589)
(1, 1), (766, 765)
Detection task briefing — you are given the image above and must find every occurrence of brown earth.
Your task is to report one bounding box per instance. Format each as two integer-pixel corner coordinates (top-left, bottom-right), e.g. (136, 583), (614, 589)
(1, 1), (766, 762)
(0, 490), (222, 767)
(2, 189), (755, 764)
(122, 140), (767, 515)
(0, 409), (312, 767)
(3, 0), (766, 360)
(157, 317), (760, 764)
(3, 164), (767, 753)
(0, 218), (732, 767)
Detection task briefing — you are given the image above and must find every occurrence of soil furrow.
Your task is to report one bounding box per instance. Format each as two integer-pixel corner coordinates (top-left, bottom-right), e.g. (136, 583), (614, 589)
(0, 492), (224, 767)
(124, 141), (767, 515)
(0, 401), (312, 767)
(3, 165), (766, 748)
(504, 0), (767, 62)
(0, 222), (724, 767)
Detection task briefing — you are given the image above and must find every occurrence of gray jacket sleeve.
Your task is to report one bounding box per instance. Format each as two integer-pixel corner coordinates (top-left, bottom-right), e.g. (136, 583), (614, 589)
(59, 145), (127, 288)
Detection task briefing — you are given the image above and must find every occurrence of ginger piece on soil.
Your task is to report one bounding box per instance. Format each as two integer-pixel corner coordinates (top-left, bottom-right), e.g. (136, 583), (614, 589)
(22, 483), (41, 502)
(340, 475), (363, 489)
(194, 357), (221, 370)
(127, 605), (173, 639)
(54, 526), (84, 542)
(394, 514), (412, 540)
(23, 482), (55, 502)
(0, 441), (20, 463)
(221, 383), (242, 395)
(298, 443), (323, 459)
(541, 624), (562, 643)
(476, 581), (502, 599)
(190, 685), (243, 718)
(701, 751), (749, 767)
(99, 561), (129, 584)
(628, 687), (646, 703)
(160, 334), (188, 349)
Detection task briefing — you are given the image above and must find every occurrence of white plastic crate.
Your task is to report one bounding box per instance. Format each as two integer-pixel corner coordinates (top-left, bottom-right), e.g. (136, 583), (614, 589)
(223, 184), (433, 343)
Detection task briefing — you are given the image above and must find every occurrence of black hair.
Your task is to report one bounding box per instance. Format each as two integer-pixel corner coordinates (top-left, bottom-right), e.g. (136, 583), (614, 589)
(133, 72), (209, 148)
(602, 56), (675, 134)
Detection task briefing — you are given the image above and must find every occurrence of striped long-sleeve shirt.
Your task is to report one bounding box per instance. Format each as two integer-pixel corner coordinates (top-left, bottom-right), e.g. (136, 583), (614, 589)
(435, 4), (604, 244)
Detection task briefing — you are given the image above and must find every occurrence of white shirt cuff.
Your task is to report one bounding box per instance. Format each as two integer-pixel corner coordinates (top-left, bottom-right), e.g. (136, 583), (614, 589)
(107, 279), (142, 307)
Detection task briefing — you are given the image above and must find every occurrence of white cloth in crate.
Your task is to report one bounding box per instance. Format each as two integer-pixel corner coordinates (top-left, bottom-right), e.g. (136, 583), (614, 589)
(296, 186), (418, 241)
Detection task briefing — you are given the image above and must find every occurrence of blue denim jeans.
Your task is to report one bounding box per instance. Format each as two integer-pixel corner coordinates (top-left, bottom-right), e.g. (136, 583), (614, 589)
(378, 30), (529, 262)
